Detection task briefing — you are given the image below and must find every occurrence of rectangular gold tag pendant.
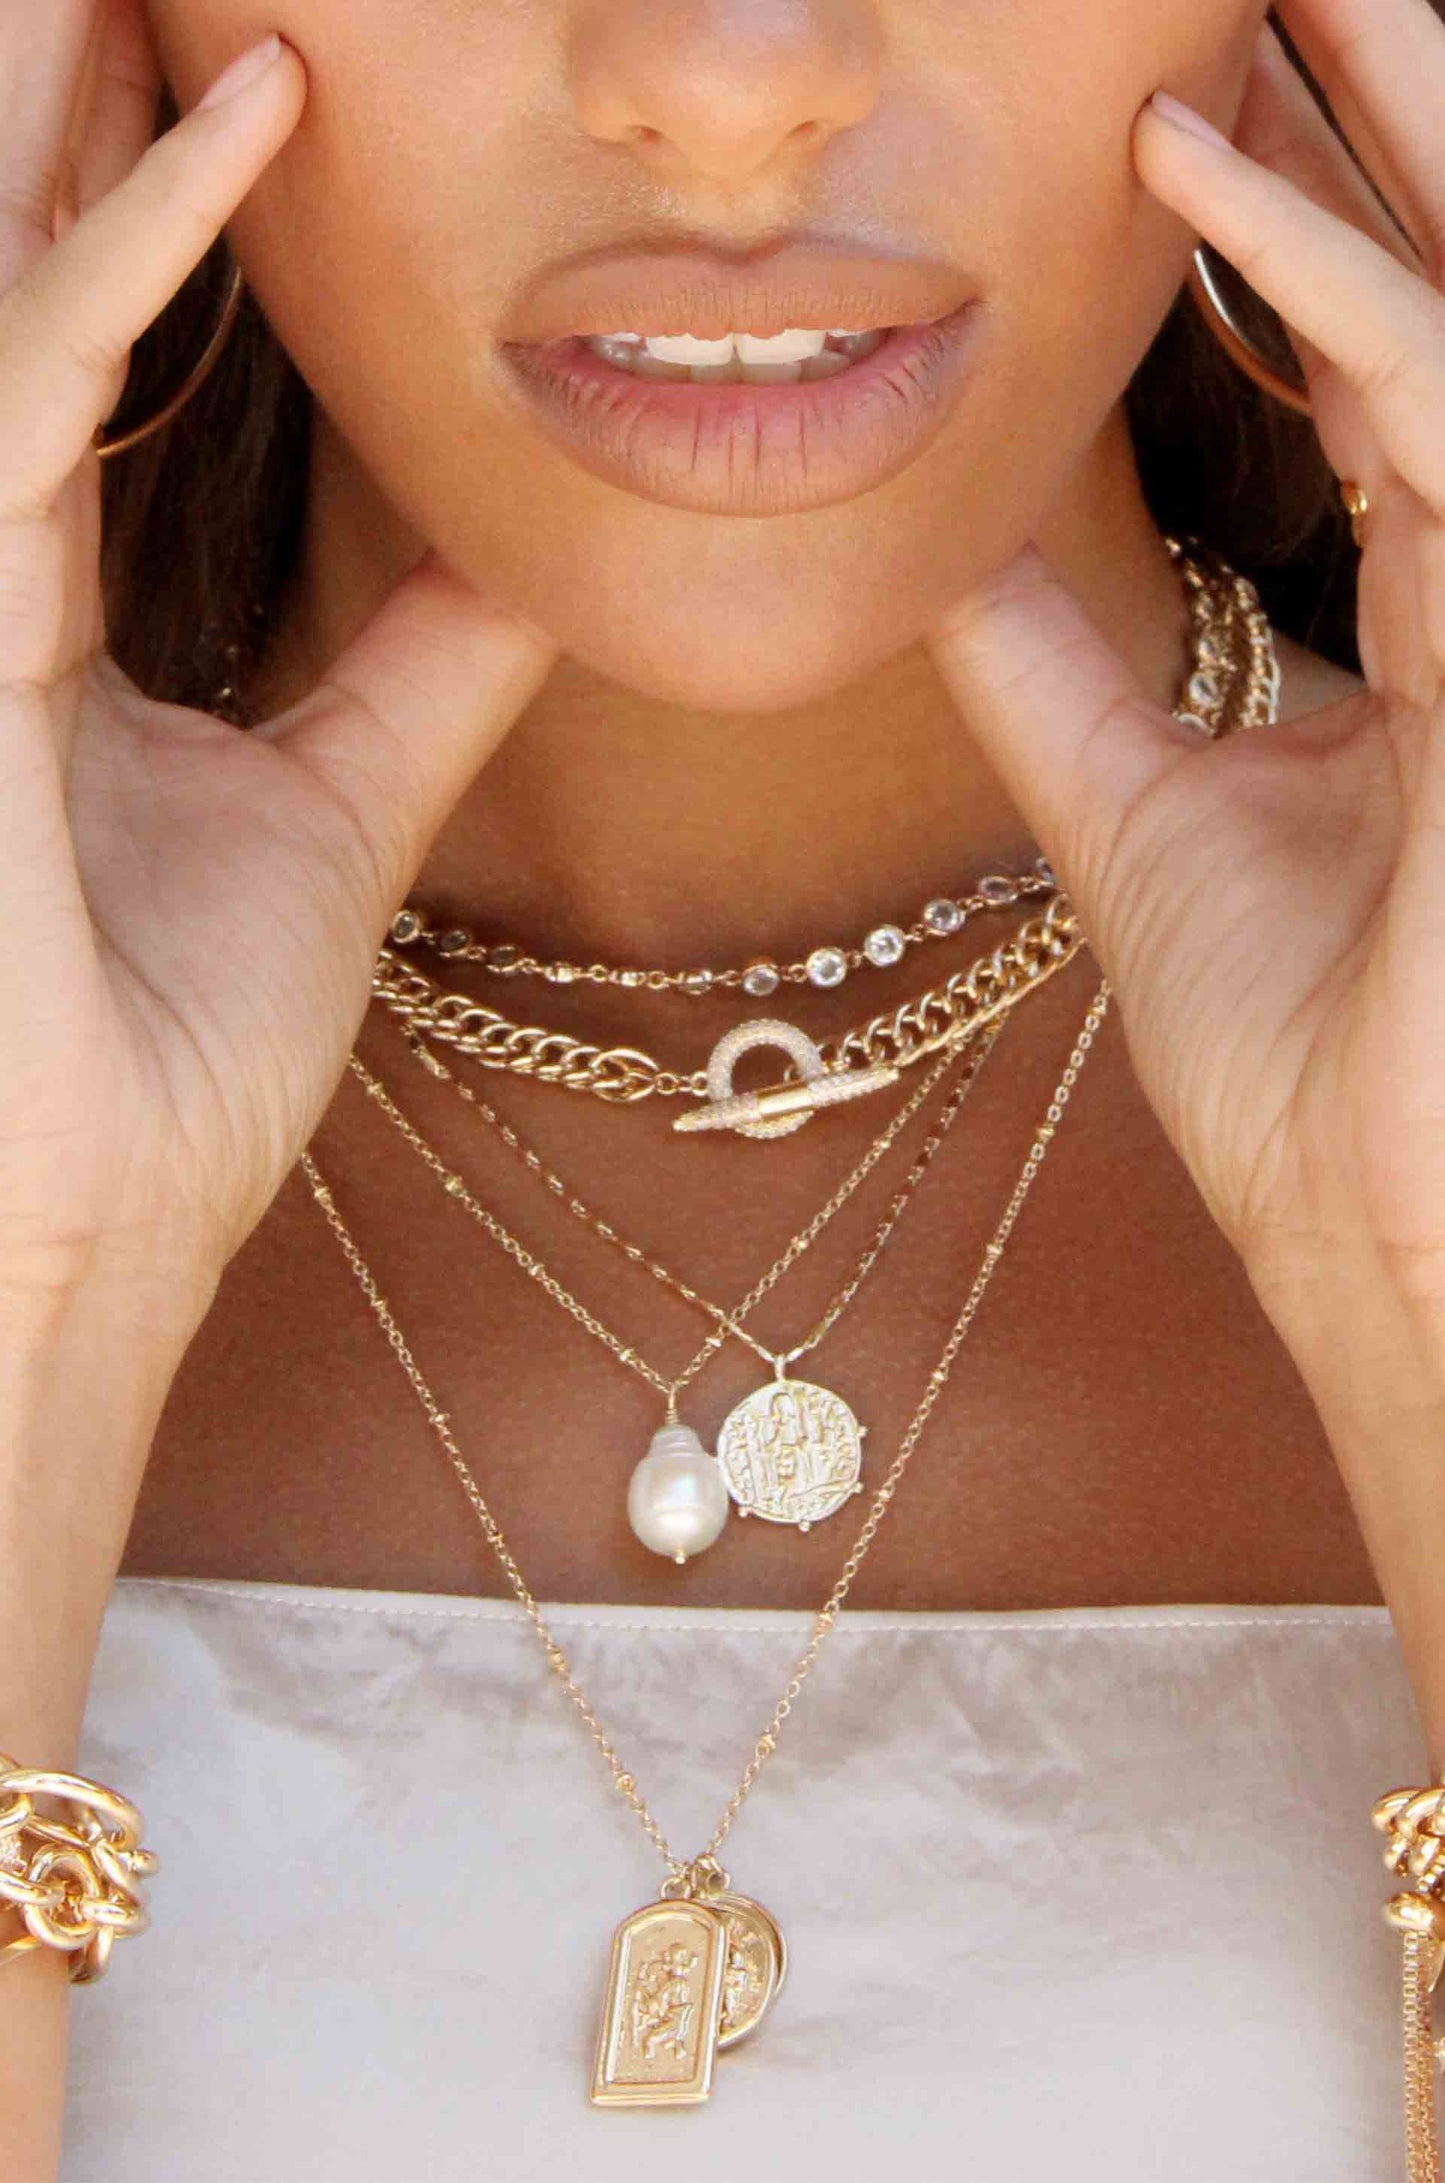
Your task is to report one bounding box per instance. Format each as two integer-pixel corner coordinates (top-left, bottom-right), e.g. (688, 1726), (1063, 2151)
(590, 1896), (727, 2107)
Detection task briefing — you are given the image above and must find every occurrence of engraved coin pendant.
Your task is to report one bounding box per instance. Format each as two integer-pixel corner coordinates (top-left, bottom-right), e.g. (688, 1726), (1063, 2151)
(590, 1886), (789, 2104)
(591, 1896), (727, 2107)
(715, 1377), (866, 1529)
(713, 1891), (788, 2049)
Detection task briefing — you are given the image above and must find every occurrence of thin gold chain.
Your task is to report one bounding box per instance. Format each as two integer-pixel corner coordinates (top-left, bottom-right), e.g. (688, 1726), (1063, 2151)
(395, 1022), (966, 1331)
(300, 980), (1110, 1884)
(1370, 1786), (1445, 2180)
(371, 893), (1083, 1105)
(391, 863), (1057, 993)
(1404, 1933), (1443, 2183)
(367, 547), (1275, 1113)
(355, 1009), (1006, 1404)
(380, 537), (1260, 1003)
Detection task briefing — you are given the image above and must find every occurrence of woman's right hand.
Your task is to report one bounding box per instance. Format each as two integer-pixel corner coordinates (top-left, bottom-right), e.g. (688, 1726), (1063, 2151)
(0, 5), (559, 1343)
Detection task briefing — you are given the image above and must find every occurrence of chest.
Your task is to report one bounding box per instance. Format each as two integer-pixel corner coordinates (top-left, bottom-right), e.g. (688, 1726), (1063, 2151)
(124, 964), (1378, 1611)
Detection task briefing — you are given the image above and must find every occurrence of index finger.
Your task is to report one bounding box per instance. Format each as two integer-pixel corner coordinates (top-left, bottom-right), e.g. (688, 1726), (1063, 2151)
(0, 36), (303, 523)
(1274, 0), (1445, 279)
(1136, 95), (1445, 524)
(1236, 25), (1425, 281)
(0, 0), (100, 282)
(70, 0), (161, 223)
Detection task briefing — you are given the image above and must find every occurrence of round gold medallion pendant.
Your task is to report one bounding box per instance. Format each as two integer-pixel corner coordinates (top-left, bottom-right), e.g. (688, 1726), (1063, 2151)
(714, 1891), (789, 2048)
(715, 1377), (865, 1530)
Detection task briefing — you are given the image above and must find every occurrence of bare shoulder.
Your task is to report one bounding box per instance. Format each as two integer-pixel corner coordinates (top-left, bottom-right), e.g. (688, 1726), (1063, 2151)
(1272, 630), (1367, 724)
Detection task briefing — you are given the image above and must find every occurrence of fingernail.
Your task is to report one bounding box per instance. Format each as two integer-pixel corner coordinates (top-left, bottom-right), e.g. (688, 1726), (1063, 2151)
(1149, 90), (1234, 153)
(197, 32), (284, 110)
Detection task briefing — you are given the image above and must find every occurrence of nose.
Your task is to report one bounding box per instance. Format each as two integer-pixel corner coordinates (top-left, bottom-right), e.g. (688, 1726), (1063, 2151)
(568, 0), (884, 189)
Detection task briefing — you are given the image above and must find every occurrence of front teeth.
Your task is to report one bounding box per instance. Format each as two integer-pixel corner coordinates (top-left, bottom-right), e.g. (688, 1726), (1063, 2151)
(641, 329), (827, 366)
(584, 326), (888, 384)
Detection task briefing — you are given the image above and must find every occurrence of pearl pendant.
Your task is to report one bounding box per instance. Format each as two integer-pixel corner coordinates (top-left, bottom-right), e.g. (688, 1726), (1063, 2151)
(627, 1424), (731, 1564)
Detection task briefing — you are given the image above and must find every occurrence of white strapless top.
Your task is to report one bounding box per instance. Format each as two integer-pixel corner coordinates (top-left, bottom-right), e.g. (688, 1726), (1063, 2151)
(61, 1578), (1416, 2180)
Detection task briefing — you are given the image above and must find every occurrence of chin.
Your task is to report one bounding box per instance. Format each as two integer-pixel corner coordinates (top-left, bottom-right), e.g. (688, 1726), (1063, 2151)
(534, 593), (916, 714)
(449, 509), (982, 714)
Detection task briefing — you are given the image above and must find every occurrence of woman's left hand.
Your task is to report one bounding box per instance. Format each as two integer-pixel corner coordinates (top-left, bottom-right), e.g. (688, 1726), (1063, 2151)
(928, 0), (1445, 1731)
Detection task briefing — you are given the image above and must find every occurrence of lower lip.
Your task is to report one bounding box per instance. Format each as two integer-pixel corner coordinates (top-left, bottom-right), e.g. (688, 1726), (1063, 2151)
(498, 304), (982, 518)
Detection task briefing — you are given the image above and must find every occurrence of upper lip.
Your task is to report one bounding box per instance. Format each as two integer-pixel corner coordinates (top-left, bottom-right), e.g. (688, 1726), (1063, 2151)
(500, 240), (975, 344)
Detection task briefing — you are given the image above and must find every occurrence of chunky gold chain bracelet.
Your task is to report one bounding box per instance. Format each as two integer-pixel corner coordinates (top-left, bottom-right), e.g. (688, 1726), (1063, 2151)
(0, 1754), (157, 1984)
(1376, 1780), (1445, 2181)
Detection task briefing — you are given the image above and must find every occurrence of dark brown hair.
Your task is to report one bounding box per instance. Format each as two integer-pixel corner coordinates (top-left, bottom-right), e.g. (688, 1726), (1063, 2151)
(100, 12), (1403, 720)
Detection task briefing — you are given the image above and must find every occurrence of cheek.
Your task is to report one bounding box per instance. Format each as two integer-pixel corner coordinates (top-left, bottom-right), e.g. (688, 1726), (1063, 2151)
(916, 0), (1268, 461)
(195, 4), (547, 379)
(960, 0), (1267, 292)
(145, 1), (283, 96)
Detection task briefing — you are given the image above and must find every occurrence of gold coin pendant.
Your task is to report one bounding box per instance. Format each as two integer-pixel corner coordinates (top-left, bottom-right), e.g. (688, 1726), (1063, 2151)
(714, 1377), (866, 1529)
(713, 1890), (788, 2049)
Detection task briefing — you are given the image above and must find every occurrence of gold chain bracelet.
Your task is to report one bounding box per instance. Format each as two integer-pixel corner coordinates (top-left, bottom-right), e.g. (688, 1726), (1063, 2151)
(1375, 1780), (1445, 2181)
(0, 1754), (157, 1983)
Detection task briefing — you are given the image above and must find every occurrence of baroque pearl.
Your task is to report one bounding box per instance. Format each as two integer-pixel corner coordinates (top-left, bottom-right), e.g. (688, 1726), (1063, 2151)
(627, 1425), (730, 1564)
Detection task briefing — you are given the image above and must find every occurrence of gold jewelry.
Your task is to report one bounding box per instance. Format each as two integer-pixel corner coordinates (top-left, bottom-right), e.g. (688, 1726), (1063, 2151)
(301, 982), (1110, 2106)
(1374, 1779), (1445, 2180)
(676, 1021), (900, 1138)
(1186, 244), (1312, 419)
(393, 1020), (986, 1371)
(384, 535), (1261, 1014)
(1341, 480), (1371, 548)
(1166, 531), (1283, 732)
(374, 892), (1082, 1121)
(94, 257), (246, 460)
(0, 1755), (157, 1983)
(350, 1014), (1005, 1554)
(390, 858), (1058, 999)
(371, 549), (1278, 1134)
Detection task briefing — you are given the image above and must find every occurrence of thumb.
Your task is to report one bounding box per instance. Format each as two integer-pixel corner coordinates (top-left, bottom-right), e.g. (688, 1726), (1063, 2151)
(259, 547), (559, 908)
(927, 541), (1190, 957)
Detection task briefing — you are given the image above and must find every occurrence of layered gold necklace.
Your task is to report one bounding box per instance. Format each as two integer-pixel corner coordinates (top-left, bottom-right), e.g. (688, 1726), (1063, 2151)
(350, 1013), (1006, 1559)
(371, 538), (1272, 1141)
(374, 886), (1081, 1132)
(305, 981), (1112, 2106)
(297, 536), (1282, 2106)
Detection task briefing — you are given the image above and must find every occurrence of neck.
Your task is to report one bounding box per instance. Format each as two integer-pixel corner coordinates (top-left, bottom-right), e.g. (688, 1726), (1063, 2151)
(255, 405), (1187, 969)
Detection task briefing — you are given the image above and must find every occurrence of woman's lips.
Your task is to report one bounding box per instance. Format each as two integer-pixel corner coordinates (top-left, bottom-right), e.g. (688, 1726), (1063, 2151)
(497, 303), (982, 517)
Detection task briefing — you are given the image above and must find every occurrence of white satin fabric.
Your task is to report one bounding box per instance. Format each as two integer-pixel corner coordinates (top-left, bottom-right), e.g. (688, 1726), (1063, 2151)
(61, 1576), (1417, 2180)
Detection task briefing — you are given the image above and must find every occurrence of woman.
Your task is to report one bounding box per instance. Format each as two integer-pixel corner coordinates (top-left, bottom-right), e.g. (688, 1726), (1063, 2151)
(3, 0), (1444, 2172)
